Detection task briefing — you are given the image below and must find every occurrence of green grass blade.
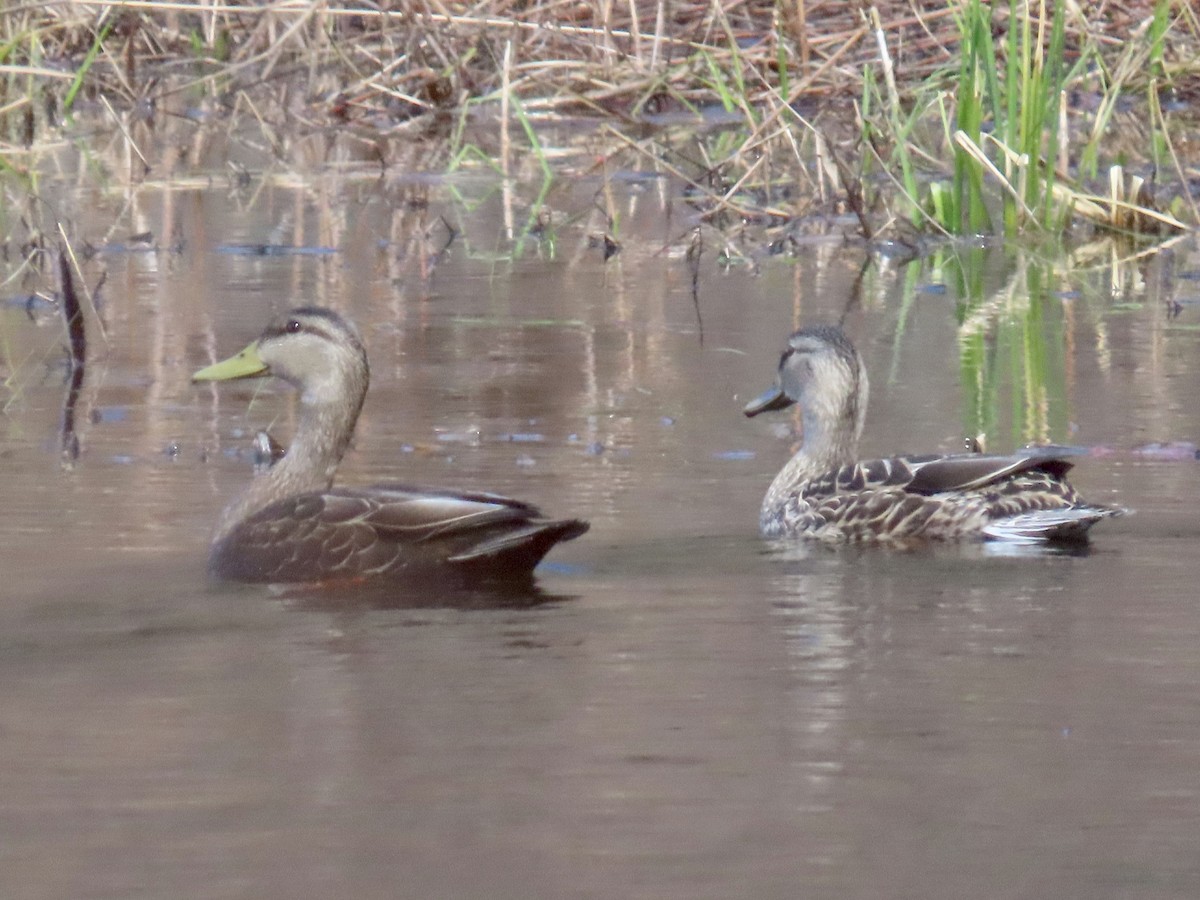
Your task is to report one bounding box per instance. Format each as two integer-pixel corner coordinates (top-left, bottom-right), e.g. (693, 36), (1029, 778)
(63, 19), (114, 116)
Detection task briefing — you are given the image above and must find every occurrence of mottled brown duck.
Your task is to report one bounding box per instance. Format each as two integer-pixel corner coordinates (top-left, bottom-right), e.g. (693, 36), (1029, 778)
(193, 307), (588, 584)
(743, 325), (1123, 543)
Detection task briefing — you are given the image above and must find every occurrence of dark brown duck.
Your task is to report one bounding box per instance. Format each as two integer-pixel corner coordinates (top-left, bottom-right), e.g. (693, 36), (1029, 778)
(194, 307), (587, 584)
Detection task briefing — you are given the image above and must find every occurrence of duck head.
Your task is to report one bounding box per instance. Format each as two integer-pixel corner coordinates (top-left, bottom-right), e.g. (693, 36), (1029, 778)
(193, 307), (368, 408)
(744, 324), (869, 453)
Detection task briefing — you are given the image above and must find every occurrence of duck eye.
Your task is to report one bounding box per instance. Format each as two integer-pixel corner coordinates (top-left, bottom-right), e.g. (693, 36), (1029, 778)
(285, 319), (302, 334)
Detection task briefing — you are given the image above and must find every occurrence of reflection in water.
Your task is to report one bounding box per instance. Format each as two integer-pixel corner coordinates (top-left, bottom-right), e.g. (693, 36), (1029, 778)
(271, 577), (581, 612)
(56, 249), (90, 464)
(766, 553), (855, 824)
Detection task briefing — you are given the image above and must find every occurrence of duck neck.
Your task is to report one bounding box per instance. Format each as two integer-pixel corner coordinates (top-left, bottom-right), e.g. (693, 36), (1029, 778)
(761, 401), (862, 530)
(213, 386), (364, 543)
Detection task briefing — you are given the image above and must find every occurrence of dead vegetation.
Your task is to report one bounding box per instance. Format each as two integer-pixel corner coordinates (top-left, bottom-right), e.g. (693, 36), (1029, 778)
(1, 1), (1198, 247)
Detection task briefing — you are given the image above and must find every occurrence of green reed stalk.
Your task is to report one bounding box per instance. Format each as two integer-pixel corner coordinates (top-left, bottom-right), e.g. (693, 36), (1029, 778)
(952, 0), (995, 234)
(775, 34), (790, 100)
(1028, 0), (1067, 230)
(936, 0), (1088, 237)
(698, 48), (750, 120)
(511, 94), (552, 182)
(1145, 0), (1172, 172)
(62, 19), (113, 116)
(979, 0), (1070, 236)
(1147, 0), (1171, 83)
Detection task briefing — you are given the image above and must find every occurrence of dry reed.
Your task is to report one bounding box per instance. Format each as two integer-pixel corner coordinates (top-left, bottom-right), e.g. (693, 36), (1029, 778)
(0, 1), (1197, 242)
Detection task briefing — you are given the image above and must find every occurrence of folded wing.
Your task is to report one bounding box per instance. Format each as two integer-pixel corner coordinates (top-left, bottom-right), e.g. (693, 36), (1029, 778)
(789, 452), (1120, 543)
(211, 484), (588, 583)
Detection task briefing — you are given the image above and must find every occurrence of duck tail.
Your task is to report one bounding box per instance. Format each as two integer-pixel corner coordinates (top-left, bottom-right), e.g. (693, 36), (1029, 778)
(982, 505), (1127, 544)
(449, 519), (590, 573)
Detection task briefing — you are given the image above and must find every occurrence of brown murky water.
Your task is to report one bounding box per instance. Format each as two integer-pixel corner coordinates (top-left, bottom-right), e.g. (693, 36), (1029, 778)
(3, 170), (1200, 898)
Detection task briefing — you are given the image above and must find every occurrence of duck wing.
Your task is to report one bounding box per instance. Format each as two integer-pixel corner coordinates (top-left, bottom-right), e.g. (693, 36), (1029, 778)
(802, 453), (1075, 500)
(901, 453), (1076, 494)
(210, 484), (588, 584)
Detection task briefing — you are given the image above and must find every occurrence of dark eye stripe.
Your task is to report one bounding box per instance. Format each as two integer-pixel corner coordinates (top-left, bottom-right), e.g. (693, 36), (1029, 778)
(261, 309), (363, 359)
(265, 320), (307, 340)
(264, 318), (327, 341)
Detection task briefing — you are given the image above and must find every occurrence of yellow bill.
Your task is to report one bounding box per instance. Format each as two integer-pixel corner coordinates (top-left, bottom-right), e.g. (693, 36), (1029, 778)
(192, 341), (269, 382)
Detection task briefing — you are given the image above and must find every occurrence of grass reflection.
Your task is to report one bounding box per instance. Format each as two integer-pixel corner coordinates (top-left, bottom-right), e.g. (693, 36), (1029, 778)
(947, 247), (1071, 449)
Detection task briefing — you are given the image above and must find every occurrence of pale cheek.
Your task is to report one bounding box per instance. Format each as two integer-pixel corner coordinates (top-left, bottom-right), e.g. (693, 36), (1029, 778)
(302, 375), (341, 406)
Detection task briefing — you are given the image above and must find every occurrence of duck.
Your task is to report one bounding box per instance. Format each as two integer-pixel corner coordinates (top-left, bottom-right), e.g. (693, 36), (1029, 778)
(743, 324), (1123, 543)
(193, 306), (588, 584)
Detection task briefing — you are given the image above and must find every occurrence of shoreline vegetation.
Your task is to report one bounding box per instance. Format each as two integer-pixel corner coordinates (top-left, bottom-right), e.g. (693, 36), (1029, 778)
(0, 3), (1198, 467)
(0, 1), (1198, 248)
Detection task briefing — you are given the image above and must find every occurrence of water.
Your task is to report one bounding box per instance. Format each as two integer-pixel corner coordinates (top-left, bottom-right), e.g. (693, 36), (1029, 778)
(3, 175), (1200, 898)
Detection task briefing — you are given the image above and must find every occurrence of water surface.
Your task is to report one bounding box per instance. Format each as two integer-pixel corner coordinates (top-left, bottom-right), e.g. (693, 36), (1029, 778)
(2, 172), (1200, 899)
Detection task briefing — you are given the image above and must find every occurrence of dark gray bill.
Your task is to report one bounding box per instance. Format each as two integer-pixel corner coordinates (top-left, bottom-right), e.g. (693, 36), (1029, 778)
(743, 384), (794, 417)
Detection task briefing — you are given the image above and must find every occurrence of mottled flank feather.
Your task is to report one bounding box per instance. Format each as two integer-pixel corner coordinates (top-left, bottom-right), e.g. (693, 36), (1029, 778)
(745, 326), (1124, 544)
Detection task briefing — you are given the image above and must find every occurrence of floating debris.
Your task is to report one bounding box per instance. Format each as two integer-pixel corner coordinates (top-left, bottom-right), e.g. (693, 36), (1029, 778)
(587, 233), (620, 261)
(1019, 442), (1092, 457)
(86, 232), (159, 256)
(713, 450), (756, 461)
(90, 406), (129, 423)
(216, 243), (337, 256)
(1130, 441), (1198, 461)
(1, 292), (58, 321)
(253, 431), (287, 470)
(435, 427), (481, 446)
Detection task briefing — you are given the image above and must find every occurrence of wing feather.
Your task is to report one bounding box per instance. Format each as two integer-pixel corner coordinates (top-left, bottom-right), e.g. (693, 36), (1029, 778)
(210, 484), (586, 583)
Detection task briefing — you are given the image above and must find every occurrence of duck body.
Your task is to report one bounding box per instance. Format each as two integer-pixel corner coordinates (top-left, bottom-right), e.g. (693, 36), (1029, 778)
(756, 450), (1119, 543)
(745, 325), (1123, 544)
(194, 307), (587, 585)
(209, 484), (588, 584)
